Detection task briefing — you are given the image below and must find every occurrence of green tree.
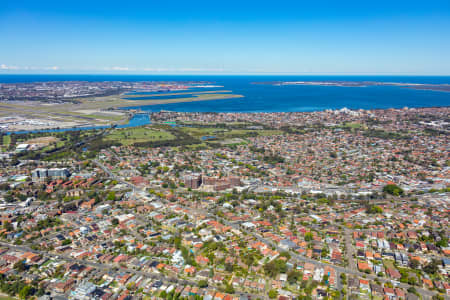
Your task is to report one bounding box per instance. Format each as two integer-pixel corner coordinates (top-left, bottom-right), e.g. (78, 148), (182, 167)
(268, 289), (278, 299)
(198, 280), (208, 288)
(14, 260), (26, 272)
(19, 285), (32, 299)
(366, 205), (383, 214)
(436, 237), (448, 248)
(423, 260), (439, 274)
(106, 191), (116, 201)
(383, 184), (404, 196)
(3, 221), (13, 231)
(264, 259), (287, 278)
(287, 270), (302, 284)
(409, 259), (419, 269)
(224, 284), (235, 294)
(62, 239), (72, 246)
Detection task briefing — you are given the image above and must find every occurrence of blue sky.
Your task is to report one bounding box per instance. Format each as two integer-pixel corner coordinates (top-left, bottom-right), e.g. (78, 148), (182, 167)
(1, 0), (450, 74)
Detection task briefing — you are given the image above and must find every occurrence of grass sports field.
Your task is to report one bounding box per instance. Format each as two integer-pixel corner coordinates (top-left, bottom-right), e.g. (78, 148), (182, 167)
(105, 126), (175, 146)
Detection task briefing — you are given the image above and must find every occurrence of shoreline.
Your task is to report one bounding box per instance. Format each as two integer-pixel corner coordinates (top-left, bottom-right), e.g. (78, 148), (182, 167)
(253, 81), (450, 92)
(122, 89), (234, 98)
(118, 93), (244, 107)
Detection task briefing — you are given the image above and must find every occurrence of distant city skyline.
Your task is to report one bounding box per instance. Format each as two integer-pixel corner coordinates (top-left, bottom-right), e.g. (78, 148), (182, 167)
(1, 0), (450, 75)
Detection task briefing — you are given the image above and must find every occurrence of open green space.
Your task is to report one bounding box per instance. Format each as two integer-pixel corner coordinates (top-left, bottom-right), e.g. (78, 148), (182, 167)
(343, 122), (363, 129)
(40, 141), (65, 152)
(180, 127), (227, 137)
(83, 114), (124, 122)
(224, 129), (283, 137)
(180, 127), (283, 139)
(2, 135), (11, 147)
(105, 126), (175, 146)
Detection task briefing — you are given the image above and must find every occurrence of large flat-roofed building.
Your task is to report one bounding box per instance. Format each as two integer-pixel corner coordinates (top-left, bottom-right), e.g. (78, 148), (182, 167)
(32, 168), (70, 181)
(15, 144), (29, 153)
(184, 174), (202, 189)
(201, 175), (242, 191)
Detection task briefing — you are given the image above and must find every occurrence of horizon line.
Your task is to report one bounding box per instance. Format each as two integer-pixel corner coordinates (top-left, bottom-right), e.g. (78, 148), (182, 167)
(1, 73), (450, 76)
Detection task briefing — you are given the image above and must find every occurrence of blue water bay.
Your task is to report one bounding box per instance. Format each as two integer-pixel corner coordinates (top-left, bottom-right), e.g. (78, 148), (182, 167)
(1, 75), (449, 113)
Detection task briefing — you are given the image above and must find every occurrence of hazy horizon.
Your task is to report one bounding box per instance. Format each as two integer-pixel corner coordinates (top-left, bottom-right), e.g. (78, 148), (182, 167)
(2, 73), (450, 77)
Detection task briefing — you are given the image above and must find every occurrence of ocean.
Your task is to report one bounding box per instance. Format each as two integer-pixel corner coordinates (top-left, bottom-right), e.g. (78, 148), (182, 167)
(1, 75), (449, 113)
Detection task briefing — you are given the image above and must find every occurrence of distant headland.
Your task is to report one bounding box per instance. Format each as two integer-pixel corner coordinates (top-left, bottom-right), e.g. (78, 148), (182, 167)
(253, 80), (450, 93)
